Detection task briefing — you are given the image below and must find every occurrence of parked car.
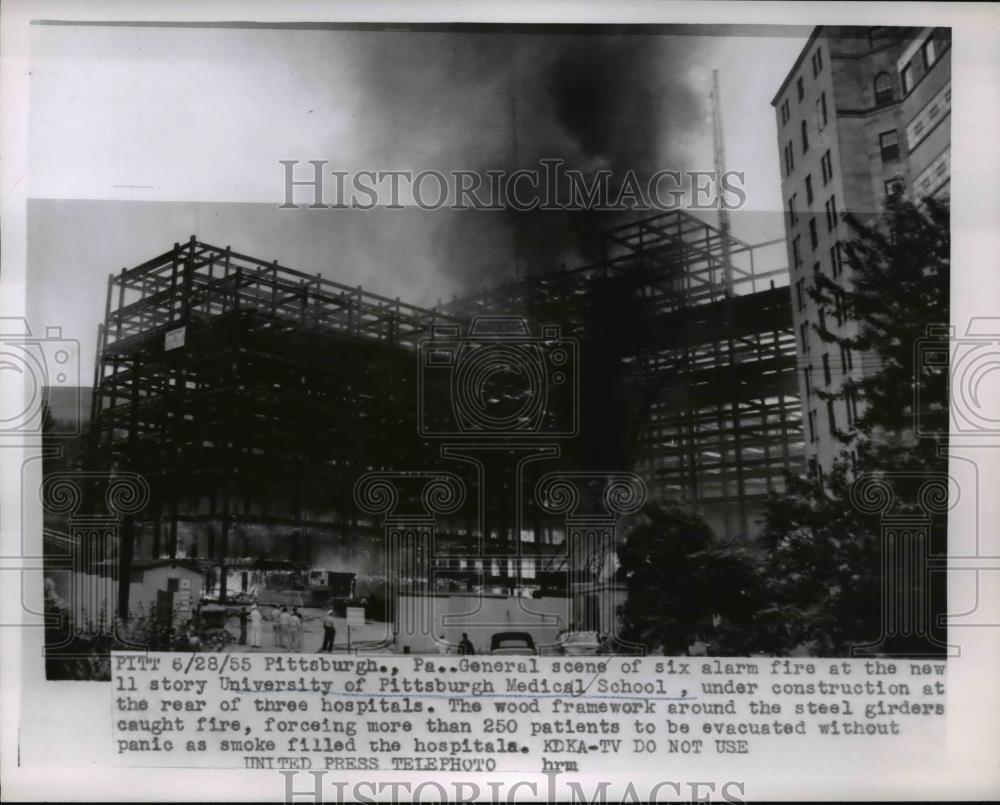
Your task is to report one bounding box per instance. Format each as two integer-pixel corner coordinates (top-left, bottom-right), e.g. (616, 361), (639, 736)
(554, 630), (601, 656)
(489, 631), (537, 655)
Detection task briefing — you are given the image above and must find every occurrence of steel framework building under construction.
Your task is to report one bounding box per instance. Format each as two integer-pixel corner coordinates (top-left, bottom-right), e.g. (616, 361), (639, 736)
(87, 210), (804, 615)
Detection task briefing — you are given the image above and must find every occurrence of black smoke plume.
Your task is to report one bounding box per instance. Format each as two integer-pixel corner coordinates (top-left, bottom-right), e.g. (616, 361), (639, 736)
(355, 28), (711, 292)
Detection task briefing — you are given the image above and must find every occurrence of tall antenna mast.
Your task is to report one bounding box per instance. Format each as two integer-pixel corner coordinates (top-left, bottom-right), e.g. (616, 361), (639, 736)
(711, 69), (734, 297)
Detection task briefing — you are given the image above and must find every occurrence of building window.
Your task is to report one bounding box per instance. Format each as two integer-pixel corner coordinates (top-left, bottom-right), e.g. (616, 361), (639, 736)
(800, 321), (810, 353)
(885, 177), (904, 197)
(804, 366), (812, 397)
(834, 288), (845, 326)
(812, 46), (823, 77)
(825, 195), (838, 231)
(815, 92), (828, 130)
(789, 193), (798, 225)
(780, 98), (790, 126)
(805, 174), (814, 205)
(784, 141), (795, 176)
(841, 344), (853, 372)
(822, 353), (832, 385)
(827, 400), (837, 435)
(923, 35), (937, 70)
(818, 307), (826, 333)
(808, 411), (817, 443)
(901, 61), (914, 95)
(801, 119), (810, 153)
(797, 76), (804, 101)
(792, 235), (802, 267)
(808, 217), (818, 250)
(869, 26), (889, 49)
(931, 27), (952, 57)
(879, 130), (900, 162)
(874, 72), (894, 105)
(820, 149), (833, 185)
(830, 243), (842, 278)
(796, 278), (806, 310)
(812, 260), (821, 276)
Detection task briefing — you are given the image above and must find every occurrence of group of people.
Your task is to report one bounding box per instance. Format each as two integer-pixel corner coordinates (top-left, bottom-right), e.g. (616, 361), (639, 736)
(237, 604), (338, 653)
(273, 606), (304, 650)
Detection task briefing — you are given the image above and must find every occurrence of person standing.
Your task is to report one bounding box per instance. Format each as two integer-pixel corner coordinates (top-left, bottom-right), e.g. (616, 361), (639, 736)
(320, 609), (337, 652)
(458, 632), (475, 655)
(238, 606), (248, 645)
(276, 606), (290, 649)
(288, 607), (302, 651)
(248, 604), (262, 648)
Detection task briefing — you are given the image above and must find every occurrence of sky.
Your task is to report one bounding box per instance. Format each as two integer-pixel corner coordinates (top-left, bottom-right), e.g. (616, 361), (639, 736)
(26, 22), (809, 381)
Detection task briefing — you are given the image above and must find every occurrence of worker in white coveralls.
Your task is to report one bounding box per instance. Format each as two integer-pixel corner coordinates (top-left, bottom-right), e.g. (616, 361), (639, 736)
(248, 604), (262, 648)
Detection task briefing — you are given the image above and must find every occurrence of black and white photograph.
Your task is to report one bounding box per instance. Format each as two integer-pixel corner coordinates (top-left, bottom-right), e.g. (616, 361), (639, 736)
(2, 2), (998, 802)
(29, 19), (954, 669)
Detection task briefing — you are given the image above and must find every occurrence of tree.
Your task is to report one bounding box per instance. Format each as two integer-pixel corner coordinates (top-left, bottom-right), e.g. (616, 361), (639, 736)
(41, 400), (56, 434)
(756, 464), (885, 654)
(757, 193), (950, 656)
(811, 191), (950, 463)
(616, 503), (765, 655)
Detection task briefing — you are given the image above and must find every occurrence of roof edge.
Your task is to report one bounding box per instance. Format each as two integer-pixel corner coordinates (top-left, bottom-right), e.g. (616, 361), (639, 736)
(770, 25), (823, 107)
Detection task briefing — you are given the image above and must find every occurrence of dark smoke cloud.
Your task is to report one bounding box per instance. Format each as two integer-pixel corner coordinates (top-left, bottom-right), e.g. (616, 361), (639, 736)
(514, 35), (708, 274)
(545, 35), (705, 174)
(352, 30), (712, 294)
(506, 34), (710, 277)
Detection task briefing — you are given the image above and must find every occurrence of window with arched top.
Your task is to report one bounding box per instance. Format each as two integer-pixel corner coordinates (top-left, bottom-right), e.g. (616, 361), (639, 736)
(874, 72), (894, 106)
